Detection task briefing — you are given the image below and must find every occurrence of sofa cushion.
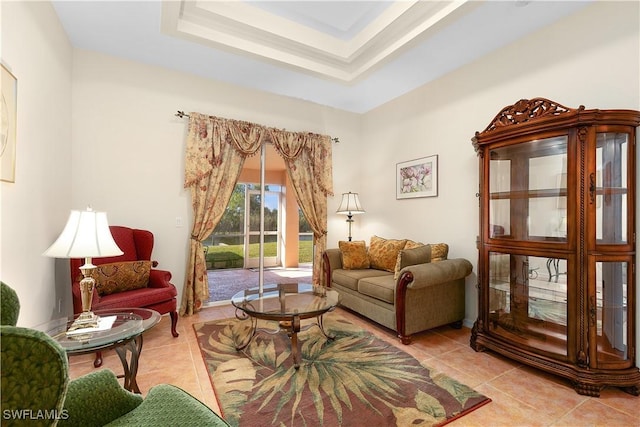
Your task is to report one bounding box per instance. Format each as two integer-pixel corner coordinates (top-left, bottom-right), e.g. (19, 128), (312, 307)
(358, 275), (396, 304)
(369, 236), (407, 272)
(394, 244), (432, 279)
(430, 243), (449, 261)
(94, 261), (151, 296)
(332, 268), (390, 291)
(338, 240), (370, 269)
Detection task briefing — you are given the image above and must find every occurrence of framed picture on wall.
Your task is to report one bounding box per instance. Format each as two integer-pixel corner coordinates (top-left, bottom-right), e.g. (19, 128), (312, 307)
(396, 155), (438, 199)
(1, 63), (17, 183)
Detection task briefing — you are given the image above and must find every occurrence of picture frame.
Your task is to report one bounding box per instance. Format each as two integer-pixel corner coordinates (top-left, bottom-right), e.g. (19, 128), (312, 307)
(396, 155), (438, 199)
(1, 63), (17, 183)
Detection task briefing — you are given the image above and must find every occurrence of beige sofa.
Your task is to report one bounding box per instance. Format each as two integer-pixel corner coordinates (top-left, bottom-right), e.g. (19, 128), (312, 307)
(322, 237), (473, 344)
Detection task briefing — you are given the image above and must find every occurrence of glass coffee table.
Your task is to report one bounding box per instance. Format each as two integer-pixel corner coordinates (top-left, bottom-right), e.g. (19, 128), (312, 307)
(37, 308), (160, 393)
(231, 283), (339, 368)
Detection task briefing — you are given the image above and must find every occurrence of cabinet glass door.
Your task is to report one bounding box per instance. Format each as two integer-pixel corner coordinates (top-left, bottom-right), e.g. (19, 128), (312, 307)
(489, 136), (568, 241)
(594, 133), (628, 244)
(593, 260), (630, 367)
(488, 252), (568, 357)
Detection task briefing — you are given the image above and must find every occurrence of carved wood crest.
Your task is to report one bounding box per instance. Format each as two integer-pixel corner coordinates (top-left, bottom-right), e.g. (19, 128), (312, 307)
(480, 98), (583, 133)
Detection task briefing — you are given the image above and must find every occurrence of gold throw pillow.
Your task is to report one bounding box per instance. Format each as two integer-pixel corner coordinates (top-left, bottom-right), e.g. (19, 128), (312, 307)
(339, 240), (370, 269)
(369, 235), (407, 272)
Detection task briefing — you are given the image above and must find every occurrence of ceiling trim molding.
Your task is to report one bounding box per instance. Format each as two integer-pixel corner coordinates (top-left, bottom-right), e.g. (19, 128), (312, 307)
(161, 0), (472, 83)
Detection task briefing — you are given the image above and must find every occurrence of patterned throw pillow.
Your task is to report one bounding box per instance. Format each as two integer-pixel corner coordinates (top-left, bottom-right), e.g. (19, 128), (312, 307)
(369, 235), (407, 272)
(93, 261), (151, 296)
(339, 240), (370, 269)
(430, 243), (449, 262)
(394, 243), (431, 280)
(404, 240), (424, 250)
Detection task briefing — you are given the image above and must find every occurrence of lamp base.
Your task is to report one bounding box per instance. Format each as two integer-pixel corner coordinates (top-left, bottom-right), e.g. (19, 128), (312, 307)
(67, 311), (100, 332)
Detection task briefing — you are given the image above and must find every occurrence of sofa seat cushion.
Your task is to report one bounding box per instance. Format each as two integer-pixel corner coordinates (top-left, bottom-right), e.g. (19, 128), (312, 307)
(358, 275), (396, 304)
(332, 268), (390, 292)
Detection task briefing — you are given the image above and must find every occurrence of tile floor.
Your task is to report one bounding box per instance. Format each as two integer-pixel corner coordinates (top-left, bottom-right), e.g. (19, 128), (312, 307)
(68, 306), (639, 426)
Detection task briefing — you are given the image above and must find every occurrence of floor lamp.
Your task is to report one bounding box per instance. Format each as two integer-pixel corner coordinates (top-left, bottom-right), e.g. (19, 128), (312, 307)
(336, 192), (365, 241)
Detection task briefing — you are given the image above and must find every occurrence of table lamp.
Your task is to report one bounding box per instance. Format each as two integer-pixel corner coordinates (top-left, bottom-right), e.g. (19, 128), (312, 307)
(336, 192), (365, 241)
(43, 207), (123, 330)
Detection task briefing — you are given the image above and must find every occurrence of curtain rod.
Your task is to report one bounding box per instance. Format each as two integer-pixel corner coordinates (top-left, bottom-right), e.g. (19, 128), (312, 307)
(175, 110), (340, 143)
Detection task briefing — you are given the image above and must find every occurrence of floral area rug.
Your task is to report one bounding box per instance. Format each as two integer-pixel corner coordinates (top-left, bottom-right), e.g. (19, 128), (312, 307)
(194, 314), (490, 427)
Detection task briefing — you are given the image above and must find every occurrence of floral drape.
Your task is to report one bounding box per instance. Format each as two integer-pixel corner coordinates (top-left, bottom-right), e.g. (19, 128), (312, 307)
(180, 113), (333, 315)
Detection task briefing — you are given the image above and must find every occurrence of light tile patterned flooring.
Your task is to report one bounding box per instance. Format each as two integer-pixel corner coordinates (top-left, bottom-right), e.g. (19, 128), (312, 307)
(68, 306), (640, 426)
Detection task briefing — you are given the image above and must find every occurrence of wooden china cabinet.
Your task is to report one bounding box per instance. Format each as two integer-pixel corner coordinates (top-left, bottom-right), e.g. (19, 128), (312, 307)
(470, 98), (640, 397)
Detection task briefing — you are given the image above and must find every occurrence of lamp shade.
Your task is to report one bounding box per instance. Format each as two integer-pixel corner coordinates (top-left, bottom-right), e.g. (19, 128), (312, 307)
(43, 208), (123, 258)
(336, 192), (365, 215)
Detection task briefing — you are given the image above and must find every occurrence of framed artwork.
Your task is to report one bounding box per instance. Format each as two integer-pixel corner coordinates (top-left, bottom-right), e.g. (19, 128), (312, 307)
(396, 155), (438, 199)
(1, 64), (17, 183)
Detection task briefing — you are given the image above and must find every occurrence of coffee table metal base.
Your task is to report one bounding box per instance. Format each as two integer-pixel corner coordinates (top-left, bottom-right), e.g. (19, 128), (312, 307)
(234, 309), (334, 369)
(114, 335), (145, 393)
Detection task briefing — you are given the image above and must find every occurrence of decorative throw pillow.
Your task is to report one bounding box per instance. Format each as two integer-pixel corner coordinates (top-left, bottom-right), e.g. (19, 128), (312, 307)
(369, 235), (407, 272)
(404, 240), (424, 250)
(93, 261), (151, 296)
(394, 244), (431, 279)
(339, 240), (370, 270)
(430, 243), (449, 262)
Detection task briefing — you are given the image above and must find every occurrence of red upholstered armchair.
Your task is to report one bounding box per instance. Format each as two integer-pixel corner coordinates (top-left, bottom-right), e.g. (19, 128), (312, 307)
(70, 226), (179, 366)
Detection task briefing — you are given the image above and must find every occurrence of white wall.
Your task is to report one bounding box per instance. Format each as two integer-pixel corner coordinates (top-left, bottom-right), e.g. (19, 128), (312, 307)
(360, 0), (640, 363)
(70, 50), (362, 311)
(0, 1), (73, 327)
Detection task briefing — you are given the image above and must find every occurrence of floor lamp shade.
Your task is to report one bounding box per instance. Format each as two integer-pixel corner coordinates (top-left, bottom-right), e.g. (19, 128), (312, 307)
(336, 192), (365, 241)
(336, 192), (365, 216)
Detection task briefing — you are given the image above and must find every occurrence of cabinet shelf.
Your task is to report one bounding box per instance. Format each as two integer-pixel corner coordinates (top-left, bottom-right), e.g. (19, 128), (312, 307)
(490, 189), (567, 200)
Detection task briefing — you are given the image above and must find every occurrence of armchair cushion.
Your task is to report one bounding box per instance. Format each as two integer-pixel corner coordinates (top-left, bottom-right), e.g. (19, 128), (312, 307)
(338, 240), (370, 269)
(369, 235), (407, 272)
(94, 261), (151, 296)
(91, 285), (177, 311)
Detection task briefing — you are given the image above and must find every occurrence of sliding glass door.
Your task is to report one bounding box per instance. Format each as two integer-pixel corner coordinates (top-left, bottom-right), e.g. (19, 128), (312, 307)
(245, 186), (281, 268)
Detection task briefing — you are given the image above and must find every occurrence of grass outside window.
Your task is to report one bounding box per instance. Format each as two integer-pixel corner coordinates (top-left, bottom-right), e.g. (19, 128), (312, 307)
(205, 240), (313, 269)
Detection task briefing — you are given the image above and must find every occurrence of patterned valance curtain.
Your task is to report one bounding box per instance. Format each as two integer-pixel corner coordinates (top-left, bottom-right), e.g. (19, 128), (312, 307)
(180, 113), (333, 315)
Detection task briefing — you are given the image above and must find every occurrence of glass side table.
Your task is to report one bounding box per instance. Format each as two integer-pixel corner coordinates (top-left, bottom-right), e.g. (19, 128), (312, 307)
(36, 308), (161, 393)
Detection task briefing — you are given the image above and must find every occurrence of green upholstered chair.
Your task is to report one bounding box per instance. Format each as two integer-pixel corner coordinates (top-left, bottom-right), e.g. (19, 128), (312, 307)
(0, 282), (229, 427)
(1, 281), (20, 326)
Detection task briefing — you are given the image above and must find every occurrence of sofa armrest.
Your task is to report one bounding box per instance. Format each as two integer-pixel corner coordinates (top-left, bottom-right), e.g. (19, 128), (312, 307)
(62, 370), (143, 427)
(322, 249), (343, 286)
(401, 258), (473, 290)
